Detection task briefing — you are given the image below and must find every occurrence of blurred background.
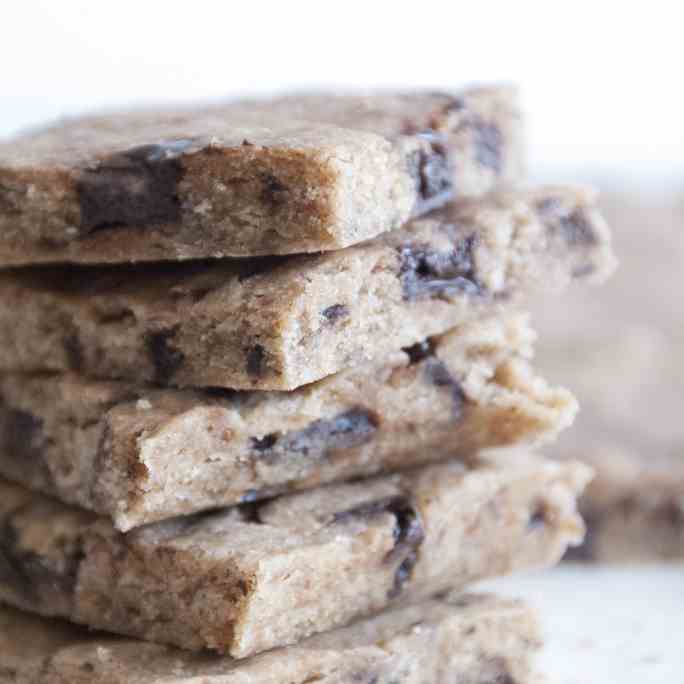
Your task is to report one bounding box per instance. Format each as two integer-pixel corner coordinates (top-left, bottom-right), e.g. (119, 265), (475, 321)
(1, 2), (682, 681)
(2, 0), (683, 191)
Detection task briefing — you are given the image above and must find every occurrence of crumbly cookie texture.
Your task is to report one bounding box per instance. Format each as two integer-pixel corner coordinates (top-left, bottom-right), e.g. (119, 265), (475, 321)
(532, 193), (682, 561)
(0, 594), (541, 684)
(0, 314), (577, 531)
(0, 87), (524, 264)
(0, 453), (590, 658)
(0, 186), (616, 391)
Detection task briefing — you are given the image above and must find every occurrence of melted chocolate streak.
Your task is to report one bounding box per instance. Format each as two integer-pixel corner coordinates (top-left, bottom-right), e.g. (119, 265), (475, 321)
(250, 408), (378, 463)
(332, 495), (425, 599)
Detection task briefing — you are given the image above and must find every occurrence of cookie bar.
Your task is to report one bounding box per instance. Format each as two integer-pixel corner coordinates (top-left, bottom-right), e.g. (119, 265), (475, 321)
(531, 193), (682, 560)
(0, 453), (590, 657)
(564, 444), (684, 562)
(0, 187), (616, 390)
(0, 87), (524, 264)
(0, 594), (541, 683)
(0, 314), (577, 530)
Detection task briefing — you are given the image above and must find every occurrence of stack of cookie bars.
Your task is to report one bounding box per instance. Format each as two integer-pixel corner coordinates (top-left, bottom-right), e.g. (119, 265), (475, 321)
(0, 87), (615, 682)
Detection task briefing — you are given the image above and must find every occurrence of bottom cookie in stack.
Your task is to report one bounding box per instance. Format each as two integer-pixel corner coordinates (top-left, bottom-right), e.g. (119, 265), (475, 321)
(0, 593), (541, 684)
(0, 451), (590, 658)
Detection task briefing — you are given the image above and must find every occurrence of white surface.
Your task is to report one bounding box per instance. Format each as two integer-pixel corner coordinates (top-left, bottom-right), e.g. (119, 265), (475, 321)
(480, 565), (684, 683)
(1, 0), (684, 175)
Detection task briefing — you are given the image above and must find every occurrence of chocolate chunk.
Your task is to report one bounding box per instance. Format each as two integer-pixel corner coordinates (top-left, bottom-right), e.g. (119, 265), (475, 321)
(402, 339), (435, 365)
(390, 553), (419, 600)
(146, 327), (185, 384)
(0, 507), (83, 605)
(536, 199), (597, 247)
(260, 173), (288, 207)
(332, 495), (405, 525)
(331, 495), (424, 600)
(473, 121), (503, 173)
(321, 304), (349, 324)
(560, 209), (598, 246)
(63, 332), (84, 370)
(399, 235), (482, 301)
(253, 408), (378, 463)
(424, 358), (466, 419)
(77, 140), (193, 233)
(408, 132), (454, 212)
(246, 345), (265, 378)
(251, 434), (278, 452)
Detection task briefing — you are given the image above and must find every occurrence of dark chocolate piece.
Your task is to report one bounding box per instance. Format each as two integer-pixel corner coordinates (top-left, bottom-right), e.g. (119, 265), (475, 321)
(331, 494), (424, 600)
(424, 358), (466, 419)
(260, 173), (289, 208)
(321, 304), (350, 324)
(77, 140), (193, 233)
(251, 408), (378, 463)
(399, 235), (481, 301)
(559, 209), (598, 246)
(536, 198), (597, 246)
(408, 132), (454, 212)
(245, 345), (265, 378)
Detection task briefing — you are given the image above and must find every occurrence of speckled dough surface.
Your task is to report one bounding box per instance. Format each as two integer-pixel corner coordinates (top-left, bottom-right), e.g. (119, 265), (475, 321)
(531, 194), (683, 561)
(0, 314), (577, 530)
(0, 453), (590, 657)
(0, 187), (616, 390)
(0, 87), (524, 264)
(0, 594), (541, 684)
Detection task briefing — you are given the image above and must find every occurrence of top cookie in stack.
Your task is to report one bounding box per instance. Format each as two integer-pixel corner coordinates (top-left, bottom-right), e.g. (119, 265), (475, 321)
(0, 87), (615, 664)
(0, 87), (523, 264)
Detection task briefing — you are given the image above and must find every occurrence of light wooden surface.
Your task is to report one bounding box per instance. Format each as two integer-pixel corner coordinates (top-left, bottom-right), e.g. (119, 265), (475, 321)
(480, 565), (684, 683)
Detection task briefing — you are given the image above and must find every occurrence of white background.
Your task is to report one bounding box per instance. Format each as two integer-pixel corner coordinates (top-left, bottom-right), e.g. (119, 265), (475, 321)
(1, 0), (684, 184)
